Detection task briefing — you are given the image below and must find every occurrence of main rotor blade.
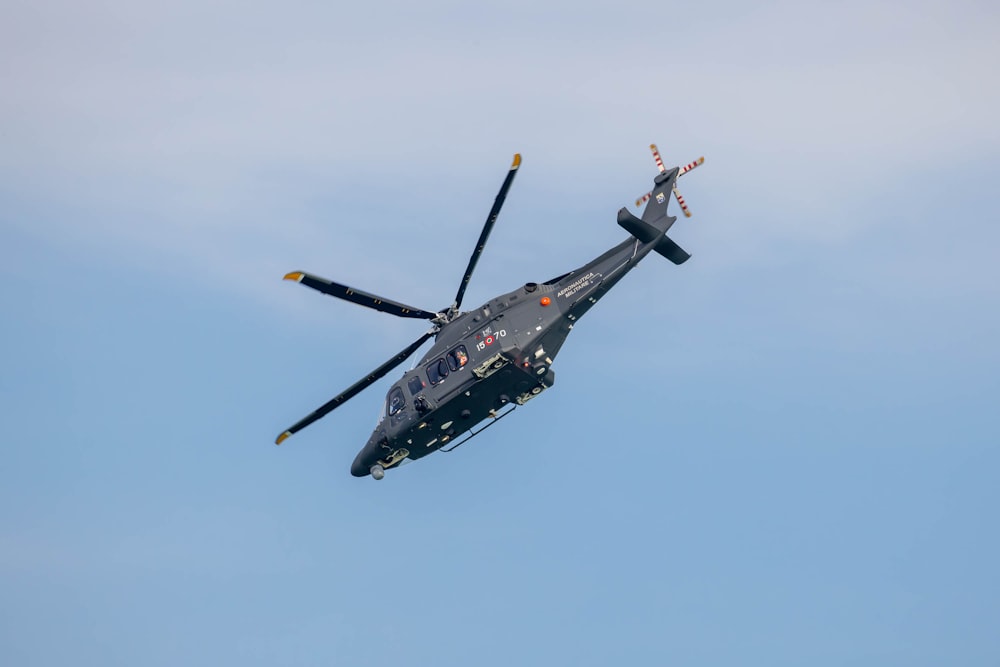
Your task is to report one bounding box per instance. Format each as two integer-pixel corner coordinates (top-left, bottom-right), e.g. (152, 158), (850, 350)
(275, 331), (435, 445)
(284, 271), (438, 319)
(452, 153), (521, 310)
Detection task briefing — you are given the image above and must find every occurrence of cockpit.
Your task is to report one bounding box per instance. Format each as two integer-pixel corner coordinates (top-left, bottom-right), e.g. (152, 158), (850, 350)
(387, 386), (405, 416)
(381, 344), (471, 427)
(379, 345), (469, 426)
(376, 384), (406, 429)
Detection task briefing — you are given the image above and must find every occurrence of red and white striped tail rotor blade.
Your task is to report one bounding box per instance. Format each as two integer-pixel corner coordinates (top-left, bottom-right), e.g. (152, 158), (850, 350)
(649, 144), (667, 173)
(672, 187), (692, 218)
(638, 145), (703, 215)
(678, 156), (705, 177)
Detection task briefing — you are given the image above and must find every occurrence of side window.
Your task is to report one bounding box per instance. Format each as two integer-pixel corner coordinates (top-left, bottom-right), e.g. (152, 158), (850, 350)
(407, 375), (425, 396)
(426, 358), (449, 385)
(387, 387), (405, 416)
(447, 345), (469, 371)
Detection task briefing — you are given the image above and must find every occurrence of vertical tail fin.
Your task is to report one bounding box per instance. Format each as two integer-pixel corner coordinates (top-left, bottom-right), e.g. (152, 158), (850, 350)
(640, 167), (681, 232)
(618, 166), (690, 265)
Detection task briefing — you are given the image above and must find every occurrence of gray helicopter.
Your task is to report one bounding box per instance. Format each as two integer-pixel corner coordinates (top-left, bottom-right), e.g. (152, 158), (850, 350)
(276, 145), (705, 479)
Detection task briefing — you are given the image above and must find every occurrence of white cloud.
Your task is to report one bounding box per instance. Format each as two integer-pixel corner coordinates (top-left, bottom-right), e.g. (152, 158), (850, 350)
(2, 0), (997, 315)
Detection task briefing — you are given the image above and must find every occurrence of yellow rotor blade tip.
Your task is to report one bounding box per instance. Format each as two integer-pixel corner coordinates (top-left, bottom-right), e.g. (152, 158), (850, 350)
(275, 431), (291, 445)
(511, 153), (522, 169)
(283, 272), (304, 282)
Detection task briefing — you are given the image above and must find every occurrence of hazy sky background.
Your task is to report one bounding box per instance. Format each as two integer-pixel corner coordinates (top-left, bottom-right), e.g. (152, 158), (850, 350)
(2, 1), (998, 665)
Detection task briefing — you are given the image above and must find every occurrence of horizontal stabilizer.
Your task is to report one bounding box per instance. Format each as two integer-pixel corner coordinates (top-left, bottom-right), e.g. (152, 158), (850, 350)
(617, 208), (673, 243)
(617, 208), (690, 265)
(654, 236), (690, 264)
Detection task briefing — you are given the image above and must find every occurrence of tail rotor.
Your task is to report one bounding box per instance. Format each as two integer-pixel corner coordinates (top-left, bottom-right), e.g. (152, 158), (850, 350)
(635, 144), (704, 218)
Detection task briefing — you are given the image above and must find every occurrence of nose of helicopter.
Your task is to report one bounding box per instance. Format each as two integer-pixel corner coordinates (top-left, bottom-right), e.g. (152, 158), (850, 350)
(351, 431), (385, 477)
(350, 457), (370, 477)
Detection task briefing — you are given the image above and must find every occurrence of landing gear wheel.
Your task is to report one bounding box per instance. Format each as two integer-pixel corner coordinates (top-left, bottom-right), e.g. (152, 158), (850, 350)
(370, 464), (385, 481)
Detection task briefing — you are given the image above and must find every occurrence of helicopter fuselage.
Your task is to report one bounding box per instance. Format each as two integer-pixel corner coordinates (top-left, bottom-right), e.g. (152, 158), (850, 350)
(351, 232), (661, 477)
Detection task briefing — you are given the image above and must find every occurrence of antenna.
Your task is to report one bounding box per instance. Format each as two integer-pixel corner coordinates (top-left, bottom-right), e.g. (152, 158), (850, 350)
(634, 145), (704, 218)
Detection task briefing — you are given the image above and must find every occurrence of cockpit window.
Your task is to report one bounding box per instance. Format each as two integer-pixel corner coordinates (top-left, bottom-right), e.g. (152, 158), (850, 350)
(426, 358), (449, 385)
(387, 387), (405, 416)
(447, 345), (469, 371)
(407, 375), (425, 396)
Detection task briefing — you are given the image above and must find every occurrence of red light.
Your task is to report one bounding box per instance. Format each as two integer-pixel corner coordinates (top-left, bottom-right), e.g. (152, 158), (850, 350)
(540, 297), (551, 306)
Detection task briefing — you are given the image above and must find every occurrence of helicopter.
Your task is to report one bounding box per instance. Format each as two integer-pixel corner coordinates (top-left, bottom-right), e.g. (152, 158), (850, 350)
(276, 144), (705, 480)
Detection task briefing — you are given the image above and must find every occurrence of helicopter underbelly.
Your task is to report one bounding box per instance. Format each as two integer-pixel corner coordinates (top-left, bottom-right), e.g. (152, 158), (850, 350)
(405, 358), (549, 457)
(352, 350), (554, 475)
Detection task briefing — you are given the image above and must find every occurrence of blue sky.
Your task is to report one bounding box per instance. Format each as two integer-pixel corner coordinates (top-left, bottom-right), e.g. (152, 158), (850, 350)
(2, 1), (999, 665)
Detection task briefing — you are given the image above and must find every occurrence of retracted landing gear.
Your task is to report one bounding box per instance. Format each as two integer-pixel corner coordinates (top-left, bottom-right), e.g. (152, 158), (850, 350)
(370, 464), (385, 480)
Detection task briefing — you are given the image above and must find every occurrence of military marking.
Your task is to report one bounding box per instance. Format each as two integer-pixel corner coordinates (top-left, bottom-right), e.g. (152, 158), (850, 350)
(476, 329), (507, 351)
(557, 272), (599, 299)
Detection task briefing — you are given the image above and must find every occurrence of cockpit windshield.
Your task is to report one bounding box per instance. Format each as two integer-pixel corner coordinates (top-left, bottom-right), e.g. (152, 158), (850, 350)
(387, 386), (405, 416)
